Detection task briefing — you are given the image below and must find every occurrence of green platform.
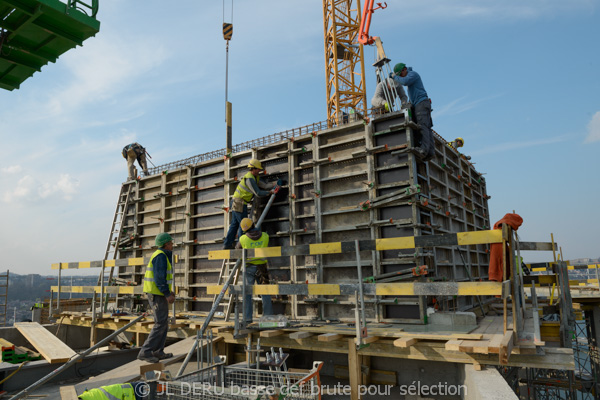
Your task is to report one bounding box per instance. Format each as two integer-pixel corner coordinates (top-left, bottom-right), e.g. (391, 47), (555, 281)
(0, 0), (100, 91)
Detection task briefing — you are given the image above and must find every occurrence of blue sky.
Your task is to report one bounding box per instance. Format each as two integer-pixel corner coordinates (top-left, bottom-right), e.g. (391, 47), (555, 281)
(0, 0), (598, 275)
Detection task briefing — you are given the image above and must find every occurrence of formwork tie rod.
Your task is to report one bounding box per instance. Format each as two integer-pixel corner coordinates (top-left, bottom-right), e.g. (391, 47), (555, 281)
(9, 313), (147, 400)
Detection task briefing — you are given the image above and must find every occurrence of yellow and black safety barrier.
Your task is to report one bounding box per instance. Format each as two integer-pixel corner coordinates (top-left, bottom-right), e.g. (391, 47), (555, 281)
(209, 229), (502, 260)
(206, 281), (509, 298)
(51, 258), (146, 270)
(51, 286), (145, 294)
(529, 262), (599, 273)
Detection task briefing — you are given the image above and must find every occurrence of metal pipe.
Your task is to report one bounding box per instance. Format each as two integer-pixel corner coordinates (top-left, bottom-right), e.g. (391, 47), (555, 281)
(256, 189), (278, 230)
(242, 248), (247, 329)
(355, 240), (366, 329)
(9, 313), (147, 400)
(57, 263), (62, 315)
(196, 329), (200, 370)
(177, 260), (242, 378)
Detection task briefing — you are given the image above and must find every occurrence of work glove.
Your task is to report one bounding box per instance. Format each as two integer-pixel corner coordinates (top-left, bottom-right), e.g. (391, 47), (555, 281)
(389, 72), (396, 79)
(384, 102), (390, 112)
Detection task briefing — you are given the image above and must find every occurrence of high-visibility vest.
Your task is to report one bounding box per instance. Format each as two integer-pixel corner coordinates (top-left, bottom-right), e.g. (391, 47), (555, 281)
(78, 383), (135, 400)
(143, 250), (173, 295)
(233, 171), (259, 203)
(239, 232), (269, 265)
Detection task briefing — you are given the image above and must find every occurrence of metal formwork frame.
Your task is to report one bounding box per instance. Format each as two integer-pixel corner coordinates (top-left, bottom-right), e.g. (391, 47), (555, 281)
(114, 112), (490, 324)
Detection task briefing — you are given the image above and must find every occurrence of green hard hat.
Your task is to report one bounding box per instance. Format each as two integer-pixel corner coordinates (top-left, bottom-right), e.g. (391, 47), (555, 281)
(394, 63), (406, 74)
(155, 232), (173, 247)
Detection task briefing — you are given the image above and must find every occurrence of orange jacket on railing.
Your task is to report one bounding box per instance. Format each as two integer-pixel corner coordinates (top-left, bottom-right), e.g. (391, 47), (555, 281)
(488, 213), (523, 282)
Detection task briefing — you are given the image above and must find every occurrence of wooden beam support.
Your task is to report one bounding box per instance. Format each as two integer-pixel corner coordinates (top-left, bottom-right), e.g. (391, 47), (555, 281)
(318, 333), (343, 342)
(393, 337), (419, 348)
(289, 331), (313, 340)
(260, 330), (284, 338)
(499, 330), (515, 365)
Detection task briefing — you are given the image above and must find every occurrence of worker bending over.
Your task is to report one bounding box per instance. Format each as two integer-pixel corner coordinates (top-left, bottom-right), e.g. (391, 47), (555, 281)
(138, 232), (175, 363)
(371, 77), (408, 112)
(78, 382), (146, 399)
(236, 218), (273, 324)
(122, 142), (149, 180)
(392, 63), (435, 161)
(223, 159), (278, 249)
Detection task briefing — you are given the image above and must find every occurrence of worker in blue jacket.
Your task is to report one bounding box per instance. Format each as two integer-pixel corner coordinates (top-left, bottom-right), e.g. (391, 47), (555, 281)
(138, 232), (175, 363)
(392, 63), (435, 161)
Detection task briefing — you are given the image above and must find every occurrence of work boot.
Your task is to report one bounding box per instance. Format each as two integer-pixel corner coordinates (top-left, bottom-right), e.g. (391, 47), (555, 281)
(137, 353), (159, 363)
(153, 351), (173, 360)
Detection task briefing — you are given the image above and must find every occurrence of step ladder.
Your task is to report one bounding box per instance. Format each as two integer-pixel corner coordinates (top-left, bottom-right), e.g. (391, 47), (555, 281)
(213, 259), (242, 321)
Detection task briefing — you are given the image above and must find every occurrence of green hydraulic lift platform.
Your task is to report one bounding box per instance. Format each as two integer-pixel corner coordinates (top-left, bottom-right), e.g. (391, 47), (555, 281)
(0, 0), (100, 91)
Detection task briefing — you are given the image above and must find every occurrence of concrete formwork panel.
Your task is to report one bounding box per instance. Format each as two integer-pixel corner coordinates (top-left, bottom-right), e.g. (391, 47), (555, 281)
(114, 111), (490, 322)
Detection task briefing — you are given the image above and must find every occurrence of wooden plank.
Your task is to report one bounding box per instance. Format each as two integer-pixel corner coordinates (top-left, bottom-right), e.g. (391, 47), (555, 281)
(356, 336), (380, 345)
(14, 322), (76, 364)
(348, 338), (360, 400)
(318, 333), (343, 342)
(393, 337), (419, 348)
(445, 339), (462, 351)
(289, 331), (313, 340)
(260, 330), (284, 338)
(458, 340), (490, 354)
(77, 336), (216, 389)
(60, 386), (79, 400)
(499, 331), (515, 365)
(396, 333), (483, 341)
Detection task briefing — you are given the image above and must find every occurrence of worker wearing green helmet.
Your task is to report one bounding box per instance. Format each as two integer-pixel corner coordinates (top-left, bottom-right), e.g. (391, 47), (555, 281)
(138, 232), (175, 363)
(391, 63), (435, 161)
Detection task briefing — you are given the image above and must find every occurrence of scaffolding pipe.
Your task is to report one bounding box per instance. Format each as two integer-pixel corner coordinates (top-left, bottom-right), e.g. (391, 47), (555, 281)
(9, 313), (147, 400)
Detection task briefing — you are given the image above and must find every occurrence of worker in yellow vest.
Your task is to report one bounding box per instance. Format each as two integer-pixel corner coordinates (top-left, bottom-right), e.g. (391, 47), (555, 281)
(223, 159), (279, 249)
(236, 218), (273, 323)
(78, 382), (146, 399)
(448, 137), (464, 150)
(138, 232), (175, 363)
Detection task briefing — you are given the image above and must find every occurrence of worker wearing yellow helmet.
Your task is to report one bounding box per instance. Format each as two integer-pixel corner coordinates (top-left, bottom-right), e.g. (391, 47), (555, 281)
(223, 159), (282, 249)
(236, 218), (273, 323)
(449, 137), (464, 149)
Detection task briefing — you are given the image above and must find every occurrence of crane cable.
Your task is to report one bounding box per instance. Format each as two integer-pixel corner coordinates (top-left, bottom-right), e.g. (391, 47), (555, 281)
(223, 0), (233, 106)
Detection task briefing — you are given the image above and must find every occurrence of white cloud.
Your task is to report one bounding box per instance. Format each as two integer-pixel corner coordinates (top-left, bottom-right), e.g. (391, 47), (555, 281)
(378, 0), (597, 23)
(435, 94), (504, 118)
(584, 111), (600, 143)
(2, 174), (79, 203)
(471, 136), (567, 156)
(1, 165), (22, 174)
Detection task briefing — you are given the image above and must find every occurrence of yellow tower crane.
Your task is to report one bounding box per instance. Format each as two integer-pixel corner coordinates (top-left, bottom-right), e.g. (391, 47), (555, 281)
(322, 0), (368, 127)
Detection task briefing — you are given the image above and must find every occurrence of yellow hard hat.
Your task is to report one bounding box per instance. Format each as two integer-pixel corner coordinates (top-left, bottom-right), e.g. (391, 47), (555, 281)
(240, 218), (254, 232)
(247, 159), (263, 170)
(456, 137), (464, 147)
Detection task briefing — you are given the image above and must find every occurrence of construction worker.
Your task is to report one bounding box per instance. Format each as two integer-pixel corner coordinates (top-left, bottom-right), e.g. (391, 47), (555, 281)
(391, 63), (434, 161)
(138, 232), (175, 363)
(122, 142), (149, 180)
(223, 159), (278, 249)
(448, 137), (464, 150)
(78, 382), (146, 399)
(371, 77), (408, 113)
(236, 218), (273, 324)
